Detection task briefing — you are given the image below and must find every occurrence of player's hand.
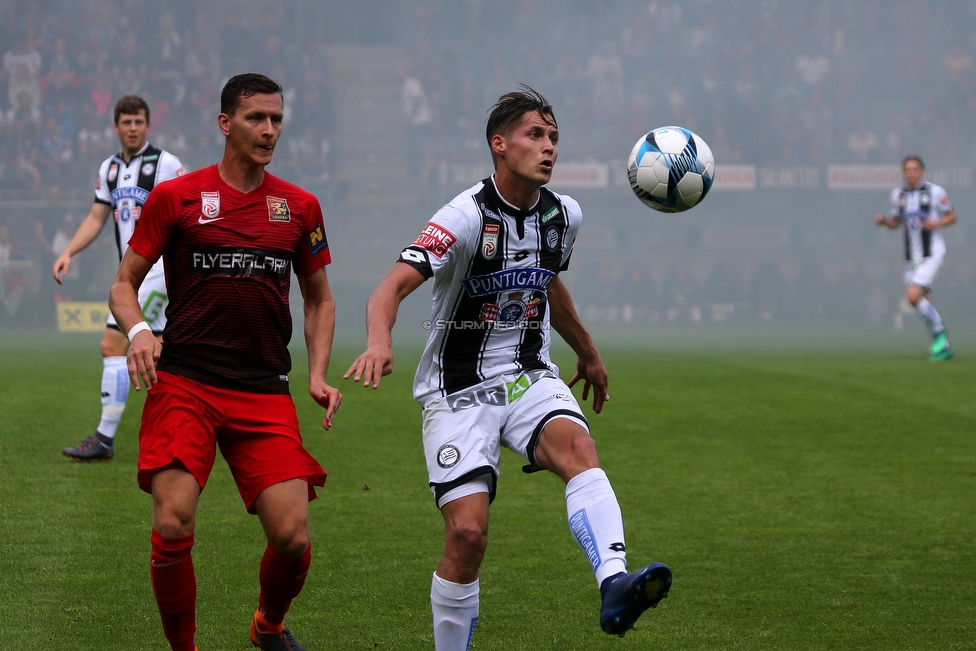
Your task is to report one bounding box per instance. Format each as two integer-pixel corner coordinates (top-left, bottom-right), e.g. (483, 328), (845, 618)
(874, 214), (885, 226)
(343, 345), (394, 388)
(567, 355), (610, 414)
(127, 331), (161, 391)
(309, 378), (342, 430)
(52, 252), (71, 284)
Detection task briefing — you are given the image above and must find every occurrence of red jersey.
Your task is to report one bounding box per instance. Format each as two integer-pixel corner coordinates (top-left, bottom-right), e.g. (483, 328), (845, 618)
(128, 165), (332, 393)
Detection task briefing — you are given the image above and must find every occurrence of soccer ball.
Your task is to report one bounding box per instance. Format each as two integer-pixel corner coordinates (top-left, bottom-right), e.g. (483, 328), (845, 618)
(627, 126), (715, 213)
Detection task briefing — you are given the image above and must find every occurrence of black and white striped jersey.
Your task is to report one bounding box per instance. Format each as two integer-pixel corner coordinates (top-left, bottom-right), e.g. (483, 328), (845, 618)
(398, 176), (583, 405)
(93, 142), (184, 265)
(888, 181), (952, 262)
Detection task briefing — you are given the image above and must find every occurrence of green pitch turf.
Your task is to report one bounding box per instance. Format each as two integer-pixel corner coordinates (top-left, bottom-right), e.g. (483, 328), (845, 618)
(2, 331), (974, 649)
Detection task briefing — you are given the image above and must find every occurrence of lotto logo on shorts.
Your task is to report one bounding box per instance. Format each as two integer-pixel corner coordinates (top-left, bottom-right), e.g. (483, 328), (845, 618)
(437, 444), (461, 468)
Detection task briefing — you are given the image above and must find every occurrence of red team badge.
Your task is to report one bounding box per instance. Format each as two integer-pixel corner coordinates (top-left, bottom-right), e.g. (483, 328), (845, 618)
(267, 196), (291, 222)
(200, 192), (221, 221)
(413, 222), (457, 258)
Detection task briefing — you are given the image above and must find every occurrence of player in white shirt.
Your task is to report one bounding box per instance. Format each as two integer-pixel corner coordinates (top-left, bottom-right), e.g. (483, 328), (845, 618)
(346, 87), (671, 649)
(54, 96), (185, 460)
(875, 155), (957, 361)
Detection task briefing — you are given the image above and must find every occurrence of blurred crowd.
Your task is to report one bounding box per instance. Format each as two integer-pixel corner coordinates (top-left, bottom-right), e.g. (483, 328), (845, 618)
(0, 0), (335, 200)
(401, 0), (976, 170)
(1, 0), (973, 329)
(0, 0), (973, 199)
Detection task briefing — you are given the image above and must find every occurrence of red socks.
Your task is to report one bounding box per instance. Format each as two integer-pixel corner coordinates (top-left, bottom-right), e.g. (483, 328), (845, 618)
(257, 542), (312, 629)
(150, 529), (196, 651)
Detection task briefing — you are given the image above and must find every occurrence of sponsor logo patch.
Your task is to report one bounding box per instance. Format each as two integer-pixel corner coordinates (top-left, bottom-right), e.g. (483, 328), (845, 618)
(309, 224), (329, 256)
(540, 205), (560, 224)
(267, 196), (291, 222)
(413, 222), (457, 258)
(461, 267), (555, 297)
(437, 444), (461, 468)
(482, 224), (499, 259)
(107, 164), (118, 183)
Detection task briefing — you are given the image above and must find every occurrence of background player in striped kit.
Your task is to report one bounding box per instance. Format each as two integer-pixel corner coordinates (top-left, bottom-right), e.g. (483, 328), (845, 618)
(874, 155), (957, 361)
(346, 86), (671, 650)
(55, 95), (184, 460)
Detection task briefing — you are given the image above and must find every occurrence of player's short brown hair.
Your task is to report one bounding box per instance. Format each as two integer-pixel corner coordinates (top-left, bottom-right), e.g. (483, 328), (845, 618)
(220, 73), (283, 116)
(485, 84), (557, 144)
(114, 95), (150, 124)
(902, 155), (925, 170)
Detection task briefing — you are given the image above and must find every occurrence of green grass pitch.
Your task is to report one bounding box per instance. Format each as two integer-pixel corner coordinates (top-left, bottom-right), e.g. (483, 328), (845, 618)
(2, 332), (975, 649)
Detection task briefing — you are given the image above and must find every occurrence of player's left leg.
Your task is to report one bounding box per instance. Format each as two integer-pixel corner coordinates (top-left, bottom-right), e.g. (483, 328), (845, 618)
(906, 260), (952, 361)
(535, 418), (672, 637)
(251, 479), (313, 651)
(61, 327), (128, 461)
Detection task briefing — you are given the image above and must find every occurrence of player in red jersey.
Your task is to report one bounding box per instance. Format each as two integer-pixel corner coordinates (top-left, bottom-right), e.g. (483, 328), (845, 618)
(109, 73), (340, 651)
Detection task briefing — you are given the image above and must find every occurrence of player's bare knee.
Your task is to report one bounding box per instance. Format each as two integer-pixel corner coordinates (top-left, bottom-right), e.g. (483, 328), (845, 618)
(153, 508), (195, 538)
(265, 513), (310, 556)
(446, 519), (488, 556)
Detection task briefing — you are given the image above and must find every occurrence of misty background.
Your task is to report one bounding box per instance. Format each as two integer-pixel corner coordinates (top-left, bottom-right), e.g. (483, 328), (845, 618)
(0, 0), (973, 342)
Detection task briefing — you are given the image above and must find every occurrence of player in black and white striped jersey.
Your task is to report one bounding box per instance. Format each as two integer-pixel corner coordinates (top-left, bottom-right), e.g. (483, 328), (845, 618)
(346, 86), (671, 648)
(875, 155), (957, 361)
(54, 95), (184, 460)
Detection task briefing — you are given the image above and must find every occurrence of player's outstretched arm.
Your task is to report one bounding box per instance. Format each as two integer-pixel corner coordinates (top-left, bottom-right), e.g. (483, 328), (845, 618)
(874, 213), (900, 229)
(53, 203), (111, 284)
(344, 262), (426, 389)
(109, 247), (158, 391)
(548, 275), (609, 414)
(298, 268), (342, 430)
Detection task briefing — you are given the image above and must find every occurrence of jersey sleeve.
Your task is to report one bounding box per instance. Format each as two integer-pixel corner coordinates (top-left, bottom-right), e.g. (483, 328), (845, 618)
(93, 158), (112, 205)
(157, 150), (187, 182)
(932, 185), (953, 218)
(558, 195), (583, 271)
(888, 188), (902, 219)
(293, 194), (332, 276)
(127, 180), (179, 265)
(397, 205), (474, 280)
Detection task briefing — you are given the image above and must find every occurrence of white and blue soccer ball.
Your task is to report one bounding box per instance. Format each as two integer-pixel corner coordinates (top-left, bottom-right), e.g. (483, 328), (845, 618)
(627, 126), (715, 213)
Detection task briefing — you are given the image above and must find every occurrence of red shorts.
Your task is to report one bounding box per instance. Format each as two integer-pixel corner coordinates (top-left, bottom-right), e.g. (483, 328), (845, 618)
(137, 370), (327, 512)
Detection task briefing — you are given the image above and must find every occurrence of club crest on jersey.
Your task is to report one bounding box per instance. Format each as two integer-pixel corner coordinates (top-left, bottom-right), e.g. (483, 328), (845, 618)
(482, 224), (499, 259)
(267, 196), (291, 222)
(480, 291), (541, 325)
(107, 164), (118, 183)
(141, 163), (155, 177)
(309, 224), (329, 256)
(201, 192), (220, 219)
(545, 226), (560, 251)
(413, 222), (457, 258)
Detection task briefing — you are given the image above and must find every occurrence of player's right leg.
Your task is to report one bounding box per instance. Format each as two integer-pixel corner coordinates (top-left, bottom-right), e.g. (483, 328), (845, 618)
(422, 389), (503, 651)
(61, 327), (128, 461)
(432, 492), (489, 651)
(150, 468), (201, 651)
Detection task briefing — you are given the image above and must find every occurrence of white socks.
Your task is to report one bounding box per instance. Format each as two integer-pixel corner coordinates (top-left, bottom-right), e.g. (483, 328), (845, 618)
(566, 467), (628, 586)
(97, 356), (129, 439)
(915, 297), (945, 335)
(431, 573), (479, 651)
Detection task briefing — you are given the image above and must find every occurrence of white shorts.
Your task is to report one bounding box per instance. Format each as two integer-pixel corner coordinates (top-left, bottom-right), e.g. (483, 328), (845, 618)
(421, 369), (588, 508)
(904, 255), (944, 290)
(107, 264), (168, 333)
